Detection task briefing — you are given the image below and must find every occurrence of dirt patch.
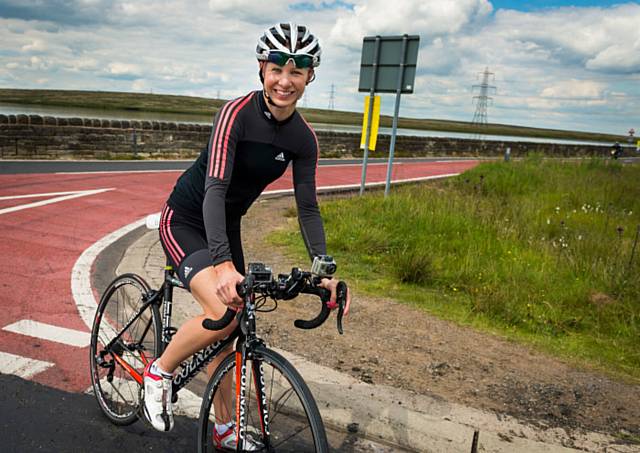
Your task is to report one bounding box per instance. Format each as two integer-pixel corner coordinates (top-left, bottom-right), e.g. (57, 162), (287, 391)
(241, 195), (640, 448)
(589, 292), (616, 307)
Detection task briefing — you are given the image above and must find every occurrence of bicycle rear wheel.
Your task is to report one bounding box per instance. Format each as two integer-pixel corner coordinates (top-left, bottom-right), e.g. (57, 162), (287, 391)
(90, 273), (161, 425)
(198, 345), (328, 453)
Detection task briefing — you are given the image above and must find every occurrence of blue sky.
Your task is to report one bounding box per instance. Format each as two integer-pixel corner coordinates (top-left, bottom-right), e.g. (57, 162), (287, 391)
(492, 0), (627, 9)
(0, 1), (638, 135)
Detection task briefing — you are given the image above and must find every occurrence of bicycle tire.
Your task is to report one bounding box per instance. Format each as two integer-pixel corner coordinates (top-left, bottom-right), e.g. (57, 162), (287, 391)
(197, 346), (329, 453)
(90, 273), (162, 425)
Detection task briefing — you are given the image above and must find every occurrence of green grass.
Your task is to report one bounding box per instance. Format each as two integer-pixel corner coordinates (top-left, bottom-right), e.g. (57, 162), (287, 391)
(271, 157), (640, 380)
(0, 88), (627, 143)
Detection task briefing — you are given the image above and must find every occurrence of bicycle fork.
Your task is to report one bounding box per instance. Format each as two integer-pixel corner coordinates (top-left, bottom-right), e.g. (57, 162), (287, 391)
(235, 346), (271, 451)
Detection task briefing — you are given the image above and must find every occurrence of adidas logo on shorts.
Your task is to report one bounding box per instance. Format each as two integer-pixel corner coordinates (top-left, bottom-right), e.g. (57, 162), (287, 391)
(184, 266), (193, 278)
(275, 152), (285, 162)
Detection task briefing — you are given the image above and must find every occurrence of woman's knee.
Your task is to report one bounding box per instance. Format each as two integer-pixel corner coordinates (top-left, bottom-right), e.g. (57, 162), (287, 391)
(189, 267), (227, 317)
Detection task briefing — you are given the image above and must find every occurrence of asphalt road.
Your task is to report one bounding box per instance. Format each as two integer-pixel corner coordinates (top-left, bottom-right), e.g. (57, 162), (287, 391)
(1, 374), (199, 453)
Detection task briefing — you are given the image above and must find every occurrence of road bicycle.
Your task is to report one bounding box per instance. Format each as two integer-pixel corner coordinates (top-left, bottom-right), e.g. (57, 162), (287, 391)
(89, 254), (347, 452)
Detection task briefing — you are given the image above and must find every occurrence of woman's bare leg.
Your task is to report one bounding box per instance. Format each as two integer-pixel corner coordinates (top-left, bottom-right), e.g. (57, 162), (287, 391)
(156, 266), (234, 372)
(155, 266), (236, 424)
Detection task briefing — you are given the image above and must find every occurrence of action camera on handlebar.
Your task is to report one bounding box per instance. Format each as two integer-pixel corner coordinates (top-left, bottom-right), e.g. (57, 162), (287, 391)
(311, 255), (337, 278)
(248, 262), (272, 282)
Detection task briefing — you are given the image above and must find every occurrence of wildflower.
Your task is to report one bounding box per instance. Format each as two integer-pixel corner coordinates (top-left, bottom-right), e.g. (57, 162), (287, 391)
(547, 218), (551, 225)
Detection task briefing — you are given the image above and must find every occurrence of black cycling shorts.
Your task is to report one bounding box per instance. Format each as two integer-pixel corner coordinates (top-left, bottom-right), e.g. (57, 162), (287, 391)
(158, 203), (244, 290)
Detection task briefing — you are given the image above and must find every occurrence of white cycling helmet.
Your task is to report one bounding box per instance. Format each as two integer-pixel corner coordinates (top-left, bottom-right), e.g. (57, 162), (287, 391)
(256, 23), (321, 68)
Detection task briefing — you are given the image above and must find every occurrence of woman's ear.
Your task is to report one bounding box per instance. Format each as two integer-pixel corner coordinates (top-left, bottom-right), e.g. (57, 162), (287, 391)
(306, 69), (315, 85)
(258, 61), (266, 83)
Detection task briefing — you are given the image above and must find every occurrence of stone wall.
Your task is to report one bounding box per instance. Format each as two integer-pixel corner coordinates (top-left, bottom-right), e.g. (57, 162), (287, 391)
(0, 114), (210, 159)
(0, 114), (612, 159)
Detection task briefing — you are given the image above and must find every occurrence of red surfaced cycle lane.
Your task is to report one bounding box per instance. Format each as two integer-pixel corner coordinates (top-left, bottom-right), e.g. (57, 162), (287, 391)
(0, 159), (478, 392)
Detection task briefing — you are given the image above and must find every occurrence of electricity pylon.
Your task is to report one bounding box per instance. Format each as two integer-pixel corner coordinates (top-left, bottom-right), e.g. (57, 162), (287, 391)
(328, 84), (335, 110)
(471, 67), (496, 134)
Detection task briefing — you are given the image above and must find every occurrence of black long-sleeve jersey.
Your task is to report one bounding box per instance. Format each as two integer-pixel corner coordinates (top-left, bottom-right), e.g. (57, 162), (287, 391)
(167, 90), (327, 267)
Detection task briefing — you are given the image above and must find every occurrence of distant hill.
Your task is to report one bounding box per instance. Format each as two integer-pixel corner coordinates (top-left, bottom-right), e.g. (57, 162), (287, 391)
(0, 88), (626, 143)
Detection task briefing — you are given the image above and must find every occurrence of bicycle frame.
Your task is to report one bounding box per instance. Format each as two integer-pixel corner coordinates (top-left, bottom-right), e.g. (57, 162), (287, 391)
(103, 266), (239, 395)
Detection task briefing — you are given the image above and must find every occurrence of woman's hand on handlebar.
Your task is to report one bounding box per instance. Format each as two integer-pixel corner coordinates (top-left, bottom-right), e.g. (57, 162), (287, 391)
(319, 278), (350, 317)
(213, 261), (244, 309)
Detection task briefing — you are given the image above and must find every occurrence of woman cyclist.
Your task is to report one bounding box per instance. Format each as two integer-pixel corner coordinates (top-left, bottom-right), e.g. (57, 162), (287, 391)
(143, 22), (351, 449)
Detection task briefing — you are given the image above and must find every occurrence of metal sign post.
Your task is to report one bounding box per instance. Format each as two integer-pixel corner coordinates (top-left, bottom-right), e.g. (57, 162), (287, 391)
(384, 35), (408, 197)
(358, 34), (419, 196)
(360, 36), (381, 196)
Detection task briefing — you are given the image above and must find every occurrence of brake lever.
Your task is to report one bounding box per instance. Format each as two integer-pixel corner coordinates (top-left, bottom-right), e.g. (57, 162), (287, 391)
(335, 281), (347, 335)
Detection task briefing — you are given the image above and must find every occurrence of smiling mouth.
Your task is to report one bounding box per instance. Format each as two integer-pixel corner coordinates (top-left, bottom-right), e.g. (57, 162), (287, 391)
(274, 89), (295, 98)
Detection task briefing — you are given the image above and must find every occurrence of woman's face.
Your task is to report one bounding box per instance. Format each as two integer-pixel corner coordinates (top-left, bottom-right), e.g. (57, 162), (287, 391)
(261, 61), (312, 112)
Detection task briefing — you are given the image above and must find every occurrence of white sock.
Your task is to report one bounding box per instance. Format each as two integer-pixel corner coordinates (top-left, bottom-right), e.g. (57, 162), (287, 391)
(215, 421), (234, 435)
(151, 361), (173, 379)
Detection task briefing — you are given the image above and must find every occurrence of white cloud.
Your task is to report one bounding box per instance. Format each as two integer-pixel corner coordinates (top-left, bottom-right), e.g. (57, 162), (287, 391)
(208, 0), (296, 23)
(540, 80), (605, 100)
(108, 62), (141, 77)
(68, 58), (99, 71)
(586, 41), (640, 73)
(493, 4), (640, 74)
(329, 0), (492, 48)
(21, 38), (47, 52)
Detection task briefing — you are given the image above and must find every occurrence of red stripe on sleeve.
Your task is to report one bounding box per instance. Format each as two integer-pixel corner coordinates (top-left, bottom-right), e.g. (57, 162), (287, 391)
(208, 100), (236, 178)
(213, 93), (254, 179)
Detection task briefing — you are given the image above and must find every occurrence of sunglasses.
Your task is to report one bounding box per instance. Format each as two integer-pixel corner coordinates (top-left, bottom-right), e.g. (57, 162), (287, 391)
(266, 51), (314, 69)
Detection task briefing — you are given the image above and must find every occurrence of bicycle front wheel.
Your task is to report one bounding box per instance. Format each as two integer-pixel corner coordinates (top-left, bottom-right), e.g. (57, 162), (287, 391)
(90, 273), (161, 425)
(198, 346), (328, 452)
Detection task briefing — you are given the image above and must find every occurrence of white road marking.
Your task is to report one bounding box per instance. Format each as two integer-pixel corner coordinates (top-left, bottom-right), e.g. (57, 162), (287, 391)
(0, 350), (54, 379)
(0, 190), (105, 200)
(265, 173), (461, 196)
(3, 320), (90, 347)
(0, 188), (114, 215)
(72, 217), (146, 331)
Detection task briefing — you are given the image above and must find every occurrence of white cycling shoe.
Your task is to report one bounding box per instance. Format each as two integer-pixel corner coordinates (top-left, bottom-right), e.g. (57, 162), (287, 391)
(142, 360), (174, 432)
(214, 424), (263, 451)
